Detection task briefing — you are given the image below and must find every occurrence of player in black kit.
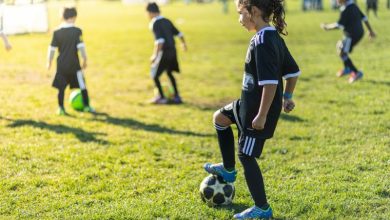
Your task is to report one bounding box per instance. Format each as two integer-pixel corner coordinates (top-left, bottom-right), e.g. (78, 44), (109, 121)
(47, 7), (95, 115)
(321, 0), (375, 83)
(204, 0), (300, 218)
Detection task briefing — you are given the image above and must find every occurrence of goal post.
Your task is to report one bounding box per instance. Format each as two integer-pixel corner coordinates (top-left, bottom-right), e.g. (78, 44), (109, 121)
(1, 0), (49, 35)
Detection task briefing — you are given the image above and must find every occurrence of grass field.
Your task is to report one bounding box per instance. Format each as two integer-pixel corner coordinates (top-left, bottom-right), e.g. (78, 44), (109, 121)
(0, 0), (389, 219)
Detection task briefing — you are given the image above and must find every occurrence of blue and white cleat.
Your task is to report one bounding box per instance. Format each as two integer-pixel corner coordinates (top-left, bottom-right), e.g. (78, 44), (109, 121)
(203, 163), (237, 183)
(337, 67), (351, 77)
(233, 205), (273, 219)
(348, 71), (363, 83)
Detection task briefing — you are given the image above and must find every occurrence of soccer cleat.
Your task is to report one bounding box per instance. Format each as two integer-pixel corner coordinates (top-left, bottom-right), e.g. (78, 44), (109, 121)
(57, 107), (67, 116)
(203, 163), (237, 183)
(233, 206), (273, 219)
(83, 106), (96, 113)
(348, 71), (363, 83)
(172, 95), (183, 104)
(150, 96), (168, 104)
(336, 67), (351, 77)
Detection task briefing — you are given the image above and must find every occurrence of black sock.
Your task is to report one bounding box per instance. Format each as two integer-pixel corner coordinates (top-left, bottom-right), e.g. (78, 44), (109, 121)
(214, 123), (235, 170)
(154, 77), (164, 98)
(58, 88), (65, 108)
(341, 54), (358, 72)
(167, 71), (179, 96)
(239, 153), (267, 208)
(81, 89), (90, 107)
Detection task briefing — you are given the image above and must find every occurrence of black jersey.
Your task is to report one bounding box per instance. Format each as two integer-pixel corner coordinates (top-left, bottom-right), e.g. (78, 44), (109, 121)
(149, 16), (182, 52)
(240, 27), (300, 139)
(50, 23), (84, 74)
(337, 1), (367, 40)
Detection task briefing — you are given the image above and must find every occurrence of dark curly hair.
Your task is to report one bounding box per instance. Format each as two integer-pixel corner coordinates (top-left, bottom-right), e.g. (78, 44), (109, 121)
(238, 0), (287, 35)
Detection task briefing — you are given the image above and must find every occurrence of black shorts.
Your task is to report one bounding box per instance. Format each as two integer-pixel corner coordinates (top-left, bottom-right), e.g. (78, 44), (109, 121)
(52, 70), (86, 90)
(367, 0), (378, 10)
(219, 100), (266, 158)
(337, 36), (361, 54)
(151, 50), (180, 78)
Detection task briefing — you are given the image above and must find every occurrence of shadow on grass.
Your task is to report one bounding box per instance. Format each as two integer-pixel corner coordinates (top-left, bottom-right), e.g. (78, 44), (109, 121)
(364, 79), (390, 87)
(3, 118), (108, 144)
(185, 97), (236, 111)
(280, 114), (306, 122)
(90, 112), (212, 137)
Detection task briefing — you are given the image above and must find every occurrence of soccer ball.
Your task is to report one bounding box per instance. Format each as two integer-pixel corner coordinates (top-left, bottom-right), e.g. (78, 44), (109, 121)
(154, 83), (175, 100)
(69, 89), (84, 111)
(199, 174), (235, 206)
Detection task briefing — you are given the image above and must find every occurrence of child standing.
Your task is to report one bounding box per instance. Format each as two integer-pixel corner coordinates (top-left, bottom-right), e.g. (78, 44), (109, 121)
(321, 0), (375, 83)
(204, 0), (300, 218)
(146, 2), (187, 104)
(47, 7), (95, 115)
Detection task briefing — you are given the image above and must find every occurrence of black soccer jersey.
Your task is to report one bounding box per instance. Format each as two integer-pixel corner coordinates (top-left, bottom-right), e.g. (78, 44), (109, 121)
(149, 16), (182, 52)
(50, 23), (84, 74)
(337, 1), (367, 40)
(240, 27), (300, 139)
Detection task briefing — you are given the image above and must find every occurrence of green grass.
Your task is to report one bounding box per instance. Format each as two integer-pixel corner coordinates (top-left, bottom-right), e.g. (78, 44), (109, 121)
(0, 0), (389, 219)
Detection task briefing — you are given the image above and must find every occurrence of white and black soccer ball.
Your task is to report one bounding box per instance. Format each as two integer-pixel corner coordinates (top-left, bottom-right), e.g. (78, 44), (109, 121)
(199, 174), (235, 206)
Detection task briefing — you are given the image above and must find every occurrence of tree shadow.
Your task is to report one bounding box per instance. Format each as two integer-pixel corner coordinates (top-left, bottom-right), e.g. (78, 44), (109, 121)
(4, 118), (108, 144)
(90, 112), (212, 137)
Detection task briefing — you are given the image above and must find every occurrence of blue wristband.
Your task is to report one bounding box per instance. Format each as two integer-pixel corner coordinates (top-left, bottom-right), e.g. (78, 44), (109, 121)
(283, 92), (293, 99)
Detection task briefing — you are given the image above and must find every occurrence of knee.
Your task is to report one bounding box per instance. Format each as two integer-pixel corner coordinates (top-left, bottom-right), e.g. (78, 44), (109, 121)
(213, 111), (232, 127)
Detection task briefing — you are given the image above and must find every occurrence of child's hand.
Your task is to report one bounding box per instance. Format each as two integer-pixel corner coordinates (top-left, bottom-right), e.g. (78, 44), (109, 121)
(320, 23), (328, 31)
(182, 43), (187, 52)
(252, 115), (266, 130)
(5, 43), (11, 51)
(369, 31), (376, 40)
(82, 60), (87, 70)
(283, 99), (295, 113)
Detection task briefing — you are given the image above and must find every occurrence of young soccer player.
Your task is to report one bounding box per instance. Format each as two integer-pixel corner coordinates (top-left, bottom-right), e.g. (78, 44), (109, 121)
(147, 2), (187, 104)
(321, 0), (375, 83)
(0, 32), (12, 51)
(204, 0), (300, 218)
(47, 7), (95, 115)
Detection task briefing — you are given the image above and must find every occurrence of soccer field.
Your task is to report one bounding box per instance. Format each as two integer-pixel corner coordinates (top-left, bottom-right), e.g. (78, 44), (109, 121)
(0, 0), (389, 219)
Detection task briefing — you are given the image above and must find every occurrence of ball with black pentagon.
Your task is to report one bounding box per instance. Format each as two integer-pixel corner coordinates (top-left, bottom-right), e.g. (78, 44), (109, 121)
(199, 174), (235, 206)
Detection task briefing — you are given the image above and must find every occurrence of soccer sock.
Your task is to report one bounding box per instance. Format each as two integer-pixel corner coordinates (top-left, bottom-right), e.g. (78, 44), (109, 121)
(153, 77), (165, 98)
(58, 89), (65, 108)
(341, 54), (358, 72)
(81, 89), (90, 107)
(214, 123), (235, 170)
(167, 71), (179, 96)
(239, 153), (267, 208)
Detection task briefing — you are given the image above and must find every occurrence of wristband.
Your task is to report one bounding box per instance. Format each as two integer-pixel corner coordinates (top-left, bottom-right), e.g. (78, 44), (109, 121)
(283, 92), (293, 99)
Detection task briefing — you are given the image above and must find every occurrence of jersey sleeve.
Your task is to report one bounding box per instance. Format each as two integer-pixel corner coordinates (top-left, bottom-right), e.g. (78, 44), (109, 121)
(254, 41), (279, 86)
(76, 29), (85, 49)
(337, 11), (347, 29)
(170, 21), (183, 37)
(282, 44), (300, 79)
(50, 31), (58, 48)
(152, 22), (165, 44)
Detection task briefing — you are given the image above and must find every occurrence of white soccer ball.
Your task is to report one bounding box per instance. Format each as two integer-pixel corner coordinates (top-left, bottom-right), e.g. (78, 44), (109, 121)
(199, 175), (235, 206)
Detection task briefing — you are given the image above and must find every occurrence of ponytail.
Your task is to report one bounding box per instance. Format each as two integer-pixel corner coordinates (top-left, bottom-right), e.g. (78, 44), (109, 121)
(238, 0), (287, 35)
(272, 0), (287, 35)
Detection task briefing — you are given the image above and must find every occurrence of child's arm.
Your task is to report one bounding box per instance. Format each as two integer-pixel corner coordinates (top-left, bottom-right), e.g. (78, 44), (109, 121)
(283, 76), (298, 113)
(47, 46), (55, 70)
(177, 33), (187, 51)
(252, 84), (277, 130)
(363, 19), (376, 39)
(151, 42), (163, 63)
(78, 46), (88, 70)
(1, 33), (12, 51)
(320, 22), (340, 31)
